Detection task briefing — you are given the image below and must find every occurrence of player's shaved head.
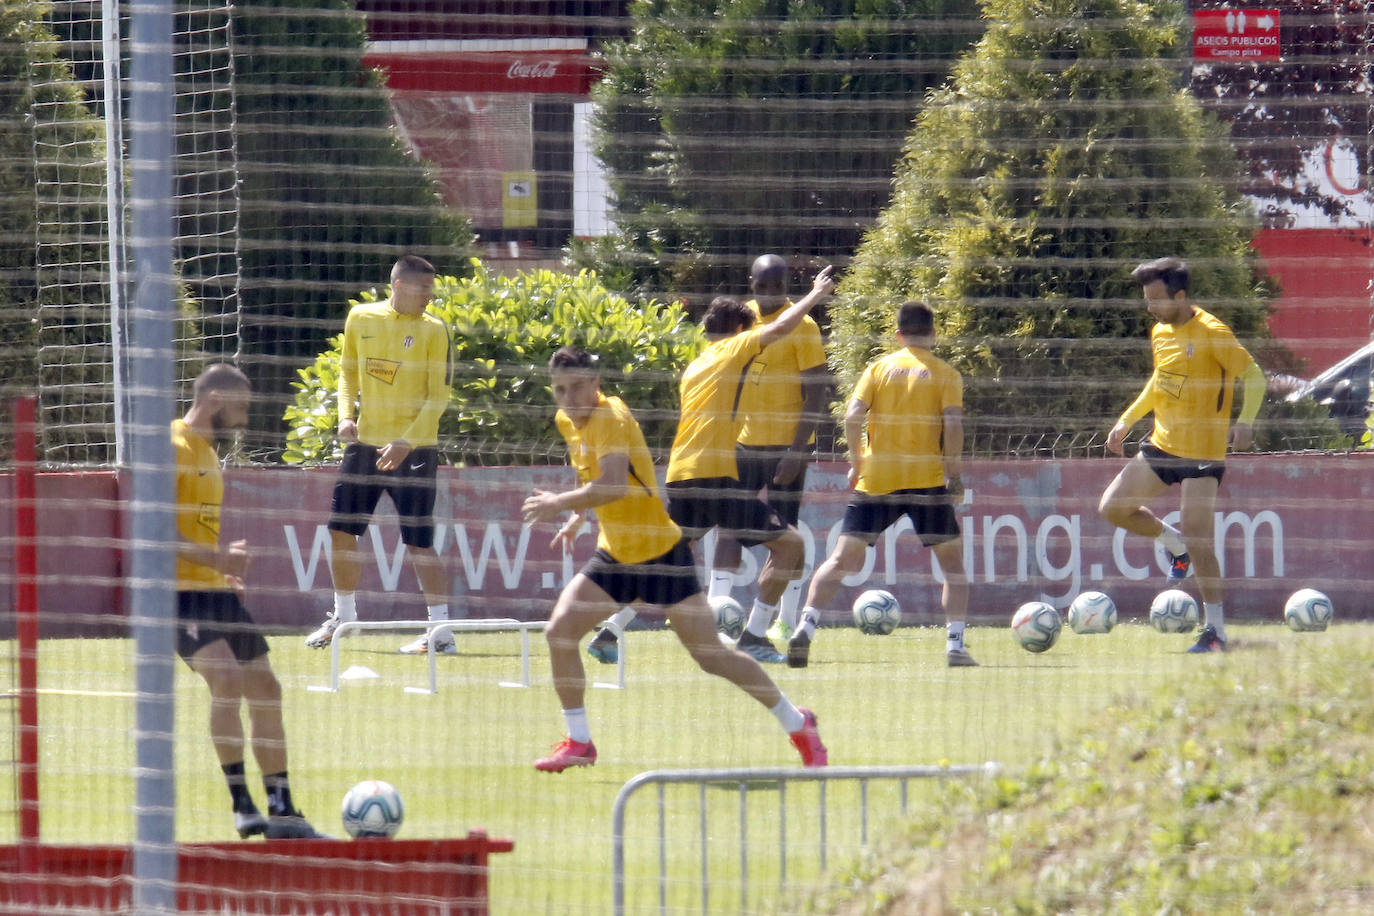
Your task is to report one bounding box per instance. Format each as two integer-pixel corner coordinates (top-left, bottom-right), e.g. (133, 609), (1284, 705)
(750, 254), (787, 296)
(192, 362), (250, 403)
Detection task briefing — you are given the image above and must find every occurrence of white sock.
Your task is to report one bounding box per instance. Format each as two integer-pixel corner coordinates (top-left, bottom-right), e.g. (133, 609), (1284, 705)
(1203, 602), (1225, 640)
(427, 603), (449, 621)
(946, 621), (966, 651)
(1156, 524), (1186, 557)
(609, 606), (637, 631)
(708, 570), (734, 601)
(780, 580), (803, 630)
(745, 599), (778, 638)
(769, 697), (805, 734)
(562, 707), (591, 744)
(333, 592), (357, 622)
(799, 606), (820, 639)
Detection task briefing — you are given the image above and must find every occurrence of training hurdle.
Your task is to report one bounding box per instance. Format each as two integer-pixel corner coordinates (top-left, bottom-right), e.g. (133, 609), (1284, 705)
(307, 618), (552, 694)
(610, 763), (1000, 916)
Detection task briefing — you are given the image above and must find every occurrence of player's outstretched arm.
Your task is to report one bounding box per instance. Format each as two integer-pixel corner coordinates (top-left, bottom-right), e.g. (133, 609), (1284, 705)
(758, 265), (836, 347)
(522, 453), (631, 524)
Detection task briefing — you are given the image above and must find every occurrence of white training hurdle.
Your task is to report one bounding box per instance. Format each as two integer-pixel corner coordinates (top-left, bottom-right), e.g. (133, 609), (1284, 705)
(304, 617), (629, 694)
(306, 618), (548, 694)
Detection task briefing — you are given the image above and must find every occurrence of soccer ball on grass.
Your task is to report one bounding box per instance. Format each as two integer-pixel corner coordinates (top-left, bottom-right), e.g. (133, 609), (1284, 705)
(341, 779), (404, 838)
(1011, 601), (1061, 653)
(710, 595), (745, 640)
(1149, 589), (1199, 634)
(1067, 591), (1117, 634)
(1283, 588), (1332, 632)
(851, 589), (901, 635)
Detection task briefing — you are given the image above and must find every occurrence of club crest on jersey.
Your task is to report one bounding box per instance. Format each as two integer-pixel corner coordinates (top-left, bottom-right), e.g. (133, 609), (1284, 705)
(1186, 344), (1195, 358)
(403, 335), (414, 350)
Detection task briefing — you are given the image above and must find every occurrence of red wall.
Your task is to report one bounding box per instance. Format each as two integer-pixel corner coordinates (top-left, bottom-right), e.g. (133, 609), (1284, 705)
(1253, 227), (1373, 374)
(3, 456), (1371, 634)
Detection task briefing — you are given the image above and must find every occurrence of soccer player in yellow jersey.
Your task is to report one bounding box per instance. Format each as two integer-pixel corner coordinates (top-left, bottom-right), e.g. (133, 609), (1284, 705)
(1099, 257), (1266, 653)
(712, 254), (830, 645)
(585, 267), (837, 666)
(521, 348), (827, 772)
(174, 363), (323, 838)
(789, 302), (977, 669)
(304, 255), (455, 655)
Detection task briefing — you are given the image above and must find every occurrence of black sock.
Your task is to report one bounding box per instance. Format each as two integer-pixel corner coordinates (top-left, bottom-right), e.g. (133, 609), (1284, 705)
(263, 771), (296, 817)
(222, 761), (257, 813)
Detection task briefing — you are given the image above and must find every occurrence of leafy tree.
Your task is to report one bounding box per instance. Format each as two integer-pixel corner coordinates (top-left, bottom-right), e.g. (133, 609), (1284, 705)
(0, 1), (112, 460)
(283, 263), (703, 467)
(571, 0), (983, 300)
(230, 0), (474, 448)
(834, 0), (1278, 455)
(1189, 0), (1373, 227)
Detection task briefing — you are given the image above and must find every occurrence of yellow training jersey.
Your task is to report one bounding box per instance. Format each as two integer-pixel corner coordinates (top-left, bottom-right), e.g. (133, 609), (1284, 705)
(1145, 308), (1257, 461)
(666, 328), (766, 483)
(338, 299), (452, 448)
(556, 393), (682, 565)
(172, 419), (230, 591)
(736, 301), (827, 447)
(851, 347), (963, 495)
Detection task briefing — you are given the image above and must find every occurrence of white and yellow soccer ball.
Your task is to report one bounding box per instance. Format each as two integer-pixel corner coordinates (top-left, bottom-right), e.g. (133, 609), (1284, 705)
(852, 589), (902, 635)
(1011, 601), (1062, 653)
(1149, 589), (1199, 634)
(1067, 591), (1117, 634)
(710, 595), (746, 640)
(1284, 588), (1333, 632)
(341, 779), (404, 839)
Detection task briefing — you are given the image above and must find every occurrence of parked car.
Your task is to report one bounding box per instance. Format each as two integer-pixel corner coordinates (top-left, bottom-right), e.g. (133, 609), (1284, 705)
(1275, 341), (1374, 440)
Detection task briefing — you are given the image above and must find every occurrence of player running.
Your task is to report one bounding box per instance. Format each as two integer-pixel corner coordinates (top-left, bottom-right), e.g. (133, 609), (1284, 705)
(173, 364), (324, 838)
(1098, 257), (1266, 653)
(522, 347), (827, 772)
(585, 266), (837, 665)
(788, 301), (976, 669)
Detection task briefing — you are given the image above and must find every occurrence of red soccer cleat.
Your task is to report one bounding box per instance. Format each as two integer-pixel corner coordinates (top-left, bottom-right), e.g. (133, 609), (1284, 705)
(534, 737), (598, 773)
(789, 708), (828, 768)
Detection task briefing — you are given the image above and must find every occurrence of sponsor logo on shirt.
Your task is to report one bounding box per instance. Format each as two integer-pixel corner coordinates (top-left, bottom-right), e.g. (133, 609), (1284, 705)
(197, 503), (220, 536)
(1157, 369), (1186, 399)
(366, 357), (401, 384)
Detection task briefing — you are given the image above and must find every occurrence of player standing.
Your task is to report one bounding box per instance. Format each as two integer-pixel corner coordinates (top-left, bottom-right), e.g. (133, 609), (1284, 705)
(713, 254), (830, 647)
(1098, 257), (1265, 653)
(788, 301), (977, 669)
(174, 363), (324, 838)
(303, 255), (455, 655)
(522, 348), (827, 772)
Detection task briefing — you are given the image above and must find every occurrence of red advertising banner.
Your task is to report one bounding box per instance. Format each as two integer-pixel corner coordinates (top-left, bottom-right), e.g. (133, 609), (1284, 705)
(3, 455), (1372, 633)
(363, 50), (602, 95)
(1193, 9), (1281, 61)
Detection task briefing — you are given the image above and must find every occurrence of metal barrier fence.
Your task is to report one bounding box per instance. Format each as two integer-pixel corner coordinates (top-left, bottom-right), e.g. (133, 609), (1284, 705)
(611, 763), (999, 916)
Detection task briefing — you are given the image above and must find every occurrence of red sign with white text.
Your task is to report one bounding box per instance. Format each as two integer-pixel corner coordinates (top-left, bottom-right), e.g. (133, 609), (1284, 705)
(364, 50), (602, 95)
(1193, 9), (1281, 61)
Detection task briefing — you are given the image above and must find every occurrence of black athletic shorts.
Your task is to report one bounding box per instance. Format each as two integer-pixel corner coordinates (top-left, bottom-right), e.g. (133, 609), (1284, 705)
(176, 590), (270, 663)
(734, 444), (808, 527)
(581, 539), (701, 607)
(666, 477), (786, 546)
(841, 487), (961, 547)
(328, 443), (439, 548)
(1140, 441), (1225, 487)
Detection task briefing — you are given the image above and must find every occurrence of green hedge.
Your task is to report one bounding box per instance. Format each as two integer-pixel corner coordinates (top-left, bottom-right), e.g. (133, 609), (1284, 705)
(283, 261), (704, 466)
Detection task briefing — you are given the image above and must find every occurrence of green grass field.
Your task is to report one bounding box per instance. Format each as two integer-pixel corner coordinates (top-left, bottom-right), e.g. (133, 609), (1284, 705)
(8, 619), (1371, 914)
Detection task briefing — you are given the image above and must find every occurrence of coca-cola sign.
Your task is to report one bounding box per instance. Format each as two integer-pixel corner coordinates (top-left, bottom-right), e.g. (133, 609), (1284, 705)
(365, 50), (601, 95)
(506, 59), (560, 80)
